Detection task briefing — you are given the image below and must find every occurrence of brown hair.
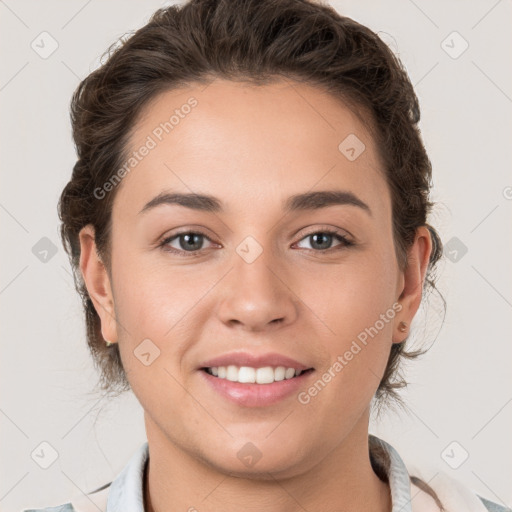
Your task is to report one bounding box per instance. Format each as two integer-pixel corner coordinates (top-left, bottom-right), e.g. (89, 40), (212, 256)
(58, 0), (445, 507)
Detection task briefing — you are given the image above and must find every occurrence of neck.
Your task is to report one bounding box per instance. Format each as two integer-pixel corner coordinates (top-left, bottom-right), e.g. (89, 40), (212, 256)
(143, 411), (391, 512)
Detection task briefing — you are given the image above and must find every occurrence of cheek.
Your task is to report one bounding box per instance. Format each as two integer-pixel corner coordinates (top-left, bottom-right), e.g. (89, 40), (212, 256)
(111, 249), (218, 364)
(111, 239), (182, 324)
(299, 248), (397, 330)
(111, 263), (197, 400)
(299, 251), (397, 385)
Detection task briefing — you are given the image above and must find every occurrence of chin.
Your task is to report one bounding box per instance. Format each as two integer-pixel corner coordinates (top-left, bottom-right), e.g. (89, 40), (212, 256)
(199, 445), (313, 480)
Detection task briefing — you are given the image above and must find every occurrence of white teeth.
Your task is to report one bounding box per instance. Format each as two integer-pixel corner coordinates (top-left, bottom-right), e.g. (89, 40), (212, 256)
(256, 367), (274, 384)
(238, 366), (256, 383)
(206, 365), (306, 384)
(285, 367), (296, 379)
(274, 366), (286, 381)
(226, 365), (239, 382)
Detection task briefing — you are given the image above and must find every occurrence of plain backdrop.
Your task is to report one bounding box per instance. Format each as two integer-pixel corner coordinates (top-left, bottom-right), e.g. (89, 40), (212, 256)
(1, 1), (511, 511)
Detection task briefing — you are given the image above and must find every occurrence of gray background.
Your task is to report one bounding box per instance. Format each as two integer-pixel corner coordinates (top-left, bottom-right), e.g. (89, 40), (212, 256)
(1, 0), (511, 510)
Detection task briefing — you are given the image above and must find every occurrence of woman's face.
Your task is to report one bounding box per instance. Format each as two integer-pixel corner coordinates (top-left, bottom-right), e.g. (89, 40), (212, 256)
(81, 78), (430, 478)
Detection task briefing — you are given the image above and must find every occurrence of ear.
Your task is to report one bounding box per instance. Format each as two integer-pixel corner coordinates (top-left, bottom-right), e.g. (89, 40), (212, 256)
(79, 224), (118, 344)
(393, 226), (433, 344)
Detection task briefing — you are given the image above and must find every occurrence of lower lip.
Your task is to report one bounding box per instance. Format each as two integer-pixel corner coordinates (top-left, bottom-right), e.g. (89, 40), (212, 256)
(199, 369), (315, 407)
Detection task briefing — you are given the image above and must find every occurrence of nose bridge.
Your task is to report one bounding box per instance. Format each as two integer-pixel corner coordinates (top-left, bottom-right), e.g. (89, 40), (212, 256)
(216, 237), (298, 330)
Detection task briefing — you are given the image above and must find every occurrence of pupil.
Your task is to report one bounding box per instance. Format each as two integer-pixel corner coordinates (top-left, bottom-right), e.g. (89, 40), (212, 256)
(181, 233), (202, 251)
(311, 233), (331, 250)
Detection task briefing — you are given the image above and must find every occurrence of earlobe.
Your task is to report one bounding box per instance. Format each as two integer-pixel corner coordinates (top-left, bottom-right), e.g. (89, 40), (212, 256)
(393, 226), (433, 344)
(78, 224), (118, 344)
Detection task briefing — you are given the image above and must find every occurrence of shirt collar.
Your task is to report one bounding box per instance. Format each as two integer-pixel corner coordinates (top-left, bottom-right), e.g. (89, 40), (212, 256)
(369, 434), (414, 512)
(106, 435), (413, 512)
(106, 441), (148, 512)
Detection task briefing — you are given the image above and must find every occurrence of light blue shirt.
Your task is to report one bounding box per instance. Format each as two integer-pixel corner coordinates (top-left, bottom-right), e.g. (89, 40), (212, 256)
(23, 435), (510, 512)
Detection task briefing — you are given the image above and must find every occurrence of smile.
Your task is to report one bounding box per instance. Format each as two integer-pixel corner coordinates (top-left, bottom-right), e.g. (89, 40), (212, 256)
(203, 365), (314, 384)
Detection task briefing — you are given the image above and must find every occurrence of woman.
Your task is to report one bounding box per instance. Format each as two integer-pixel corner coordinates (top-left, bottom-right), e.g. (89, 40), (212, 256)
(24, 0), (509, 511)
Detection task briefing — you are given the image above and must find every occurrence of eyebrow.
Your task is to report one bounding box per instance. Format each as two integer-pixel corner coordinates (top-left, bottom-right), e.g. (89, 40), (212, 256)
(138, 190), (372, 217)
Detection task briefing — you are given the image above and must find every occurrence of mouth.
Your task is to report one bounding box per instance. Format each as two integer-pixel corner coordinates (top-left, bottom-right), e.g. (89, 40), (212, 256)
(201, 365), (315, 384)
(199, 365), (316, 407)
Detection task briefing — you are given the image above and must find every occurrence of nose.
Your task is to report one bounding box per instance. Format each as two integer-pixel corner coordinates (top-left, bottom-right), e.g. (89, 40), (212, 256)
(215, 247), (299, 333)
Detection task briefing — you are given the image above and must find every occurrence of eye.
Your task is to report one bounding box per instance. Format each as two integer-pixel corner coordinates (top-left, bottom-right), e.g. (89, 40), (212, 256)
(159, 230), (215, 256)
(158, 227), (354, 257)
(294, 229), (354, 252)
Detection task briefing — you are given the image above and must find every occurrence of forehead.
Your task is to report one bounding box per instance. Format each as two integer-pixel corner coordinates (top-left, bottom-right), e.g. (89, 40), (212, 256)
(113, 78), (390, 220)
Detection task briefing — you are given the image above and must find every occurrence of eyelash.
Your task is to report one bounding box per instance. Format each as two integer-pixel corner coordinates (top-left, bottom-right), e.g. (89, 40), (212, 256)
(158, 228), (354, 257)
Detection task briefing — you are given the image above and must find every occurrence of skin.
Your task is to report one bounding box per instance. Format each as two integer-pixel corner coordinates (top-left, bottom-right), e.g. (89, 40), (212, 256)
(79, 78), (432, 512)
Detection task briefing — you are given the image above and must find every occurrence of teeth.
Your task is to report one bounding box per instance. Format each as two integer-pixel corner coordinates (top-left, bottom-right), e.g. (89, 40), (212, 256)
(205, 365), (305, 384)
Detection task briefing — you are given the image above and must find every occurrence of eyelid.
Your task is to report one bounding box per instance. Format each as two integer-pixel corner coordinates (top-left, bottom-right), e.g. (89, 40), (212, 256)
(295, 224), (353, 240)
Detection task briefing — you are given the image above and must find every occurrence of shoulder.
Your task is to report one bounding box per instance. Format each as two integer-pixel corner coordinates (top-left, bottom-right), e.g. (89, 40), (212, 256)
(22, 482), (110, 512)
(408, 464), (511, 512)
(22, 440), (147, 512)
(22, 505), (76, 512)
(370, 435), (510, 512)
(477, 495), (512, 512)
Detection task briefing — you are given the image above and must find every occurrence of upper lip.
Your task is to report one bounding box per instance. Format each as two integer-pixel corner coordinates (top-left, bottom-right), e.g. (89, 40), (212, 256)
(199, 351), (314, 371)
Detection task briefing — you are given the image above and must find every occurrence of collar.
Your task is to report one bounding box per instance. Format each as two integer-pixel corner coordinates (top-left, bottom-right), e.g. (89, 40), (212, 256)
(101, 434), (415, 512)
(71, 434), (498, 512)
(106, 441), (148, 511)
